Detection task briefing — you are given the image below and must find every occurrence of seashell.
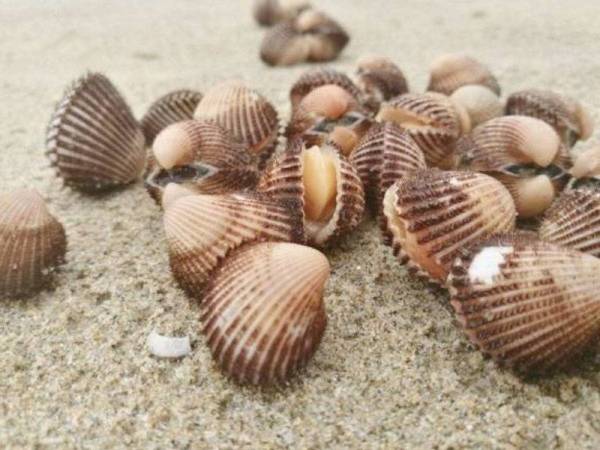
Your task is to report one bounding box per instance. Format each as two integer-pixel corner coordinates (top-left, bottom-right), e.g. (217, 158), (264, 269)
(505, 89), (594, 146)
(252, 0), (310, 26)
(457, 115), (570, 218)
(427, 53), (500, 96)
(258, 139), (365, 246)
(201, 241), (329, 385)
(539, 189), (600, 257)
(448, 234), (600, 373)
(376, 92), (469, 168)
(382, 170), (516, 284)
(0, 189), (67, 297)
(568, 145), (600, 190)
(193, 81), (279, 165)
(145, 120), (259, 204)
(140, 89), (203, 145)
(260, 10), (349, 66)
(356, 55), (409, 112)
(46, 72), (146, 192)
(289, 68), (362, 111)
(450, 84), (503, 128)
(163, 192), (303, 297)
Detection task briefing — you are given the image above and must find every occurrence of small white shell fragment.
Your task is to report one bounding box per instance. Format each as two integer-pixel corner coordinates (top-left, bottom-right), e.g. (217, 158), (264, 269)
(147, 330), (191, 359)
(468, 246), (513, 285)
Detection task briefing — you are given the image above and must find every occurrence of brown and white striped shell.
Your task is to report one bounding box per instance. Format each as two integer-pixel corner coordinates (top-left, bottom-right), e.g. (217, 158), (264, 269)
(201, 241), (329, 385)
(140, 89), (203, 145)
(289, 68), (362, 111)
(260, 9), (349, 66)
(144, 120), (259, 205)
(355, 55), (409, 112)
(193, 81), (279, 165)
(376, 92), (470, 169)
(457, 115), (570, 218)
(252, 0), (310, 26)
(382, 170), (516, 284)
(539, 189), (600, 257)
(163, 192), (303, 297)
(0, 189), (67, 297)
(505, 89), (594, 146)
(450, 84), (503, 128)
(448, 234), (600, 373)
(427, 53), (500, 96)
(46, 72), (146, 192)
(258, 139), (365, 246)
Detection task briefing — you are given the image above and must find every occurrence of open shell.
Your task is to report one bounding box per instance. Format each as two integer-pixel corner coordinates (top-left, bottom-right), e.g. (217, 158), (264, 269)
(163, 192), (303, 297)
(505, 89), (594, 146)
(457, 115), (571, 218)
(201, 241), (329, 385)
(448, 234), (600, 373)
(258, 139), (365, 246)
(450, 84), (503, 128)
(252, 0), (310, 26)
(376, 92), (469, 168)
(356, 55), (409, 112)
(427, 53), (500, 95)
(145, 120), (259, 205)
(0, 189), (67, 297)
(140, 89), (203, 145)
(289, 68), (362, 111)
(46, 72), (146, 192)
(382, 170), (516, 284)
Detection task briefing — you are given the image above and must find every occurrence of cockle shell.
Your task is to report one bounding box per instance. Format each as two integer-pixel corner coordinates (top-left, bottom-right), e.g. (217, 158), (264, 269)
(356, 55), (409, 112)
(145, 120), (259, 204)
(46, 72), (146, 192)
(568, 145), (600, 190)
(427, 53), (500, 95)
(201, 241), (329, 384)
(505, 89), (594, 146)
(163, 192), (303, 297)
(382, 170), (516, 284)
(457, 115), (570, 218)
(258, 139), (365, 246)
(376, 92), (470, 169)
(289, 68), (362, 111)
(0, 189), (67, 297)
(539, 189), (600, 257)
(140, 89), (203, 145)
(252, 0), (310, 26)
(450, 84), (503, 128)
(193, 81), (279, 165)
(448, 234), (600, 373)
(260, 9), (349, 66)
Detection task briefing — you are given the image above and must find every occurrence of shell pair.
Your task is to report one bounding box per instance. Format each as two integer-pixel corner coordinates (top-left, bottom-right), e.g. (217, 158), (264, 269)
(355, 56), (409, 112)
(260, 9), (349, 66)
(457, 115), (571, 218)
(427, 53), (500, 96)
(0, 189), (67, 297)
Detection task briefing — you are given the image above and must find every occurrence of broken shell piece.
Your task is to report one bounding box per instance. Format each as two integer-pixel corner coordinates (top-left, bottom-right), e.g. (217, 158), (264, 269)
(252, 0), (310, 26)
(376, 92), (466, 168)
(259, 139), (365, 246)
(448, 234), (600, 373)
(506, 89), (594, 146)
(0, 189), (67, 297)
(140, 89), (203, 145)
(260, 10), (349, 66)
(356, 55), (409, 112)
(289, 68), (362, 111)
(202, 242), (329, 385)
(450, 84), (503, 128)
(46, 72), (146, 192)
(540, 189), (600, 257)
(144, 120), (259, 205)
(382, 170), (516, 284)
(147, 330), (191, 359)
(163, 192), (303, 297)
(427, 53), (500, 95)
(193, 81), (279, 165)
(570, 145), (600, 180)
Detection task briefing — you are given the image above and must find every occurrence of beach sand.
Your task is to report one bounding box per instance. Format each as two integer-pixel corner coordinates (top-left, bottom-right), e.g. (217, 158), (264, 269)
(1, 1), (600, 448)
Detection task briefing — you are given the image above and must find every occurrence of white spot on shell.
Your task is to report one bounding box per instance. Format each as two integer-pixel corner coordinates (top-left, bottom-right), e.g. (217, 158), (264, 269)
(468, 246), (513, 285)
(147, 330), (191, 359)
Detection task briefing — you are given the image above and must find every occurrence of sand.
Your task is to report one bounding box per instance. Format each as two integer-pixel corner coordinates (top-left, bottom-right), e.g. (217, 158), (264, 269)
(1, 0), (600, 448)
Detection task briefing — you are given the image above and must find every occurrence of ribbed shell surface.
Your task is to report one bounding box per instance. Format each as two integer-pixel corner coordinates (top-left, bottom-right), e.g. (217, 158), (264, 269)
(289, 69), (362, 110)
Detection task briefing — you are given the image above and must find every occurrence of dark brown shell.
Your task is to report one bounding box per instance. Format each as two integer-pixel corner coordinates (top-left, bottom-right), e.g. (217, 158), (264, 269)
(356, 56), (409, 112)
(289, 69), (362, 110)
(252, 0), (310, 26)
(46, 72), (145, 192)
(140, 89), (203, 145)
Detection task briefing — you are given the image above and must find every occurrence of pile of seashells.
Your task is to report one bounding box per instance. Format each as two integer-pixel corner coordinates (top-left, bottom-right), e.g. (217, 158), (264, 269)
(2, 50), (600, 385)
